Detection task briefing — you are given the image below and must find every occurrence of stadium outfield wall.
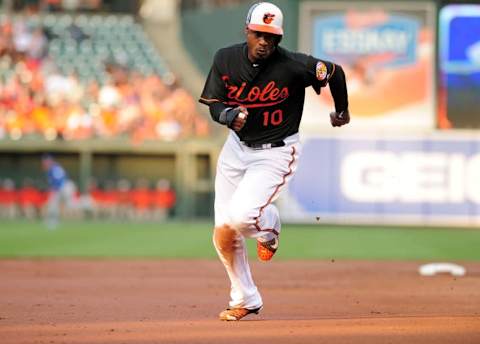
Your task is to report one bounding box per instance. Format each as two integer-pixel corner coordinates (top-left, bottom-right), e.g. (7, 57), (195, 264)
(278, 132), (480, 226)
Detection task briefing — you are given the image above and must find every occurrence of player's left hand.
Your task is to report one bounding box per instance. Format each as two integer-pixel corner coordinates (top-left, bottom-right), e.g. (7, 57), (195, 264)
(330, 109), (350, 127)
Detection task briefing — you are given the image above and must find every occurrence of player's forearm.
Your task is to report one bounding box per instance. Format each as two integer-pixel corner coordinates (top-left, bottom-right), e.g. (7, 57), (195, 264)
(209, 102), (228, 124)
(328, 64), (349, 113)
(209, 103), (246, 130)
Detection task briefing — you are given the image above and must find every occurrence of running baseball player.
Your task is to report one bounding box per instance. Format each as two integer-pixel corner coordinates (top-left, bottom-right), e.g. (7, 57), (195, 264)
(42, 154), (75, 229)
(199, 2), (350, 321)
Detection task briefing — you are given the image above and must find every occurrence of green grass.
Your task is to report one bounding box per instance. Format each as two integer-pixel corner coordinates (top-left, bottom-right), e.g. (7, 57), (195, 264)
(0, 220), (479, 261)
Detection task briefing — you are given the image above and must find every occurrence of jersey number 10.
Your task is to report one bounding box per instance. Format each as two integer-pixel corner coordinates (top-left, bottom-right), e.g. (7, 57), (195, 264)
(262, 109), (283, 126)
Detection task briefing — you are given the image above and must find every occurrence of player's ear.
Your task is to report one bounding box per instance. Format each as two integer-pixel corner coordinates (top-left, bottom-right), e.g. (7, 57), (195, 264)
(275, 35), (282, 45)
(244, 26), (249, 36)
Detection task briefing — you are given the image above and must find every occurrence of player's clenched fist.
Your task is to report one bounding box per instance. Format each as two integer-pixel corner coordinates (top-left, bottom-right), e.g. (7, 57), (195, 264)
(231, 106), (248, 131)
(220, 106), (249, 131)
(330, 109), (350, 127)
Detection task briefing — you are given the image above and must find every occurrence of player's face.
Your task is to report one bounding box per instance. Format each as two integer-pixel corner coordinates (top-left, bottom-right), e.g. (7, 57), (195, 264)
(245, 29), (278, 62)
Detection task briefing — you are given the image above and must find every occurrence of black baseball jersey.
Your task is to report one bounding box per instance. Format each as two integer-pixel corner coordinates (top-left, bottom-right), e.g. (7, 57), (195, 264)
(199, 43), (348, 144)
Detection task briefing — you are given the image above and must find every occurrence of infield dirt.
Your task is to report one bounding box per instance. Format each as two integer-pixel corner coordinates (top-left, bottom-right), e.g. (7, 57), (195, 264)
(1, 260), (479, 344)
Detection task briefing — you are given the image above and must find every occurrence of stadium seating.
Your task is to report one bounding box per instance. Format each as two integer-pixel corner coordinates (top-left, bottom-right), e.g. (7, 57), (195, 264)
(40, 13), (170, 83)
(0, 13), (209, 142)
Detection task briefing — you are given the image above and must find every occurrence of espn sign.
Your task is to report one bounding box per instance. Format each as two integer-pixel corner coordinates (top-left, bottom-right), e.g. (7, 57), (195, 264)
(282, 136), (480, 224)
(342, 152), (480, 203)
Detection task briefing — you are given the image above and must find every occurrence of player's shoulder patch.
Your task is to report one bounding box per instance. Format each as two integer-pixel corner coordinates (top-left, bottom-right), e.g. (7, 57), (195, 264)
(315, 61), (328, 81)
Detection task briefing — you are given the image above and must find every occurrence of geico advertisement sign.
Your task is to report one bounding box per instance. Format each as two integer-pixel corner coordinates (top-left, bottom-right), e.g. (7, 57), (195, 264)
(286, 137), (480, 218)
(342, 152), (480, 203)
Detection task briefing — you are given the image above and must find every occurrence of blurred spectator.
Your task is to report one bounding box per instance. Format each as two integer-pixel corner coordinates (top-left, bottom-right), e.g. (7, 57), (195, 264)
(86, 177), (101, 218)
(0, 178), (18, 219)
(28, 27), (48, 59)
(151, 178), (175, 221)
(77, 177), (96, 218)
(42, 0), (62, 12)
(91, 179), (117, 219)
(102, 180), (118, 218)
(131, 178), (151, 221)
(115, 178), (132, 220)
(18, 177), (44, 219)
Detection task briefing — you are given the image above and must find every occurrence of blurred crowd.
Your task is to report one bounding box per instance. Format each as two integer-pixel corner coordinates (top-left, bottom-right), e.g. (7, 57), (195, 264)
(0, 13), (210, 143)
(0, 177), (176, 221)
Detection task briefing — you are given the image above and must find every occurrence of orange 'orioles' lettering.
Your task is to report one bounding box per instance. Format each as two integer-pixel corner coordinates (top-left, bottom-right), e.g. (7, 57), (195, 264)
(222, 76), (289, 108)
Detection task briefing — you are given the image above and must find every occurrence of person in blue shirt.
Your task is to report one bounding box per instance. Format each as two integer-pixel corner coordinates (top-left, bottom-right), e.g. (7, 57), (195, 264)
(42, 154), (75, 229)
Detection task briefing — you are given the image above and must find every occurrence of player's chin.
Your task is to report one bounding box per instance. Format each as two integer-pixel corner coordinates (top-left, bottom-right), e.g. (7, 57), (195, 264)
(254, 49), (273, 60)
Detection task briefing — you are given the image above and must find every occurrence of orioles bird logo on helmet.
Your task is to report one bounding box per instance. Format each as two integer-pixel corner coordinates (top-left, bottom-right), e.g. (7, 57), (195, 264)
(263, 13), (275, 24)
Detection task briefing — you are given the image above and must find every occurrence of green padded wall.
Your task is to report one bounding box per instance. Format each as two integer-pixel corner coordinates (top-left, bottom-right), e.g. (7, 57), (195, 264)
(181, 0), (299, 75)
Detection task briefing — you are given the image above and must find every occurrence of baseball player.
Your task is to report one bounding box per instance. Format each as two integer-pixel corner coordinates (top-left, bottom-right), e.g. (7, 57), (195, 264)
(199, 2), (350, 321)
(41, 154), (75, 229)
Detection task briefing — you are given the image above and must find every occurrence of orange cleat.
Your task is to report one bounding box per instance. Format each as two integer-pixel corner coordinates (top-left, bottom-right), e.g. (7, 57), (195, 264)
(219, 306), (262, 321)
(257, 237), (279, 262)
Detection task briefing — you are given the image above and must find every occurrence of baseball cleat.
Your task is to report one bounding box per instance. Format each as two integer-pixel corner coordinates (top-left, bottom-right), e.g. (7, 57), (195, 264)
(257, 237), (279, 261)
(219, 306), (262, 321)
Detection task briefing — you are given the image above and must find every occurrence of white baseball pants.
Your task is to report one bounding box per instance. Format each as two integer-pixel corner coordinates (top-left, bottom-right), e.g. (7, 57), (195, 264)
(213, 131), (301, 309)
(45, 181), (76, 229)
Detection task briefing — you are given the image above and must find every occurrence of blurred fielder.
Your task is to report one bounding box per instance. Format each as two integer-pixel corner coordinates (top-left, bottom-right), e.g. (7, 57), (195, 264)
(41, 154), (76, 229)
(199, 2), (350, 321)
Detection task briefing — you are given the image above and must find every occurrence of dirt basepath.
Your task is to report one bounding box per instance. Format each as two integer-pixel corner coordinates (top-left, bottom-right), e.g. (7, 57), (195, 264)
(1, 260), (479, 344)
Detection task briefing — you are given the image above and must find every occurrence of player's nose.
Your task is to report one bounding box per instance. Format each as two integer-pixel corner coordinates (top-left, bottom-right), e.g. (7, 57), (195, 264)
(258, 36), (269, 47)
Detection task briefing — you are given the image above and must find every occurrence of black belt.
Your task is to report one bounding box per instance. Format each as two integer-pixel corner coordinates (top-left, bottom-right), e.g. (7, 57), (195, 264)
(243, 140), (285, 150)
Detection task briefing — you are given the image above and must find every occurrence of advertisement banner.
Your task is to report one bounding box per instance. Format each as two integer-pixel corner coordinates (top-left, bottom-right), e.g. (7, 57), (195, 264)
(438, 5), (480, 129)
(278, 135), (480, 225)
(298, 2), (436, 133)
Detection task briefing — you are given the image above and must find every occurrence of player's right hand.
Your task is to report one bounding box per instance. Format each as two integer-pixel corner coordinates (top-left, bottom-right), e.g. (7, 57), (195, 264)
(230, 106), (248, 131)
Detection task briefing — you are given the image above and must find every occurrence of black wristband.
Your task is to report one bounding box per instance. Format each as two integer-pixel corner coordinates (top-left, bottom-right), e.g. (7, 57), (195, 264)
(220, 107), (241, 128)
(218, 107), (232, 125)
